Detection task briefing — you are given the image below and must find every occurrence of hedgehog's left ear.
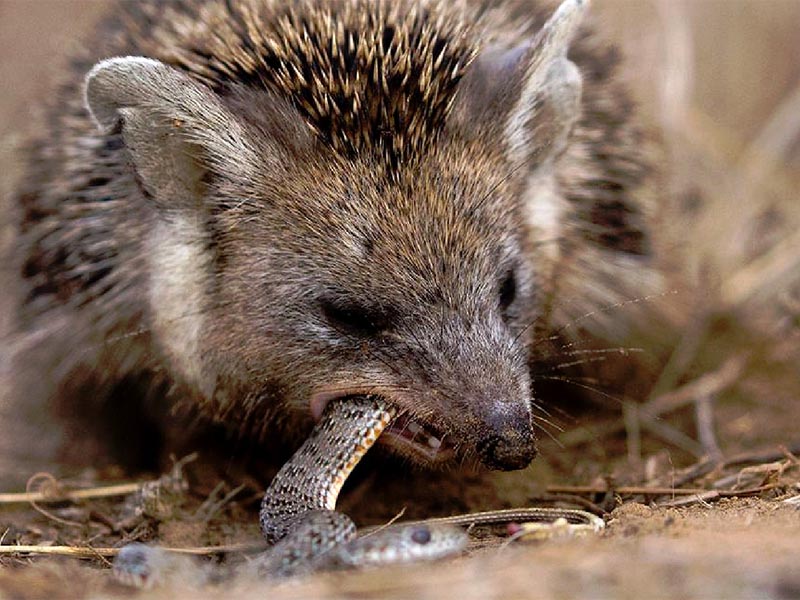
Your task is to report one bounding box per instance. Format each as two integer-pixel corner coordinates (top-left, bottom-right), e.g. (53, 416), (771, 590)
(84, 56), (266, 210)
(448, 0), (587, 167)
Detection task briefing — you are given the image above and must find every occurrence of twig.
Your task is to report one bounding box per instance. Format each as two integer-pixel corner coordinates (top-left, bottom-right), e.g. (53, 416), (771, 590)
(668, 456), (722, 488)
(547, 485), (708, 496)
(0, 546), (120, 558)
(640, 418), (706, 458)
(623, 402), (642, 466)
(646, 309), (711, 401)
(657, 491), (719, 507)
(531, 494), (607, 516)
(641, 355), (746, 418)
(0, 541), (265, 559)
(559, 418), (627, 448)
(0, 482), (141, 504)
(26, 473), (83, 529)
(695, 394), (723, 460)
(667, 447), (800, 490)
(546, 483), (785, 499)
(194, 484), (246, 523)
(739, 77), (800, 187)
(160, 542), (265, 555)
(719, 227), (800, 309)
(560, 356), (745, 449)
(360, 507), (407, 538)
(782, 446), (799, 464)
(724, 442), (800, 468)
(638, 358), (743, 456)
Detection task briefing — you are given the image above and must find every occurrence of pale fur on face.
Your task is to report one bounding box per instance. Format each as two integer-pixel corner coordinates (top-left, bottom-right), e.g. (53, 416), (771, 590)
(522, 165), (565, 274)
(146, 214), (215, 397)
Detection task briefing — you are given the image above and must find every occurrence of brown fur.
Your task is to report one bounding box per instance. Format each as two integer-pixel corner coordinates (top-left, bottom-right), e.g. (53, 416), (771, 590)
(8, 0), (661, 472)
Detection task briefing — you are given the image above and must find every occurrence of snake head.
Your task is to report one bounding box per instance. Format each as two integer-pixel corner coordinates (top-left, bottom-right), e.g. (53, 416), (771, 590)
(333, 523), (468, 569)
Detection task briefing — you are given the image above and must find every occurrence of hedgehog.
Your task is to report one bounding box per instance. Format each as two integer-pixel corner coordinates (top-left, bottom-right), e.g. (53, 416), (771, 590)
(7, 0), (661, 473)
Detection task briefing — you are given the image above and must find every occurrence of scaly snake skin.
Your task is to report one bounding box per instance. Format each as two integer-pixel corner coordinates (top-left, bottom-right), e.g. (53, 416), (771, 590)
(255, 395), (467, 576)
(260, 396), (395, 544)
(114, 395), (603, 586)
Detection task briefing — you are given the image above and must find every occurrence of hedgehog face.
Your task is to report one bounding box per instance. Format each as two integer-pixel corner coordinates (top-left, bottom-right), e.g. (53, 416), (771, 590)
(209, 139), (540, 470)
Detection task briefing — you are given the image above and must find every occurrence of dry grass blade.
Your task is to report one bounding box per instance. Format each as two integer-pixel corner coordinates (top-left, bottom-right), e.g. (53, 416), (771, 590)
(0, 482), (141, 504)
(642, 355), (746, 418)
(0, 545), (120, 558)
(740, 78), (800, 184)
(719, 228), (800, 309)
(0, 541), (264, 559)
(656, 491), (719, 508)
(559, 355), (745, 448)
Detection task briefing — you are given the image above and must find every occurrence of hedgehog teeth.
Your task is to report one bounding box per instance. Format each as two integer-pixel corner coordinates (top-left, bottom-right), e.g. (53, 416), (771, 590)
(406, 422), (423, 435)
(427, 436), (442, 449)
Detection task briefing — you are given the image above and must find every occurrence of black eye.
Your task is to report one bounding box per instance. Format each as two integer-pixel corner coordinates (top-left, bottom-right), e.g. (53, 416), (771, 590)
(410, 526), (431, 545)
(498, 269), (516, 313)
(320, 298), (392, 337)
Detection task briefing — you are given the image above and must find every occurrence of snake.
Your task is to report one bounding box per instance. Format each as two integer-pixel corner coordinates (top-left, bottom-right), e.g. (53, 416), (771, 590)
(254, 395), (468, 577)
(113, 395), (603, 586)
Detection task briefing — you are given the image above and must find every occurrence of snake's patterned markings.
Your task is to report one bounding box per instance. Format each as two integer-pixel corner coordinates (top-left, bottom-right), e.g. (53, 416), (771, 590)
(112, 395), (604, 587)
(255, 395), (469, 576)
(113, 396), (468, 587)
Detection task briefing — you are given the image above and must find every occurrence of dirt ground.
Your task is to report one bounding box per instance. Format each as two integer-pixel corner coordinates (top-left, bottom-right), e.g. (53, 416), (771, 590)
(1, 1), (800, 599)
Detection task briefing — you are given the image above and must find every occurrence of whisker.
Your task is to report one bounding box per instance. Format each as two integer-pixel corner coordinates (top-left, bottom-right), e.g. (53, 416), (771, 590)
(530, 413), (564, 433)
(535, 355), (611, 373)
(532, 400), (577, 425)
(529, 399), (558, 420)
(519, 290), (678, 352)
(530, 419), (565, 448)
(557, 347), (645, 358)
(531, 375), (628, 406)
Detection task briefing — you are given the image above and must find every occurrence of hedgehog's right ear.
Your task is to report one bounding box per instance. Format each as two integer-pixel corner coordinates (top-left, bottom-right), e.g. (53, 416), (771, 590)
(84, 57), (261, 208)
(448, 0), (587, 167)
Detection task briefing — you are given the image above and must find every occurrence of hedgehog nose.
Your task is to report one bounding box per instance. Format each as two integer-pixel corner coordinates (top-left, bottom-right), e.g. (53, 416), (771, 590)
(478, 429), (538, 471)
(471, 389), (537, 470)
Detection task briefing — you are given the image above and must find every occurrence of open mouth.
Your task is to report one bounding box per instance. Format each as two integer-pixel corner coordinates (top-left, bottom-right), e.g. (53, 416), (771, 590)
(310, 390), (455, 465)
(381, 412), (455, 464)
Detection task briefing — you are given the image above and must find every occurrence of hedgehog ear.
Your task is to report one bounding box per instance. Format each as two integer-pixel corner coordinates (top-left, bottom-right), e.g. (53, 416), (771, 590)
(84, 57), (261, 208)
(448, 0), (587, 167)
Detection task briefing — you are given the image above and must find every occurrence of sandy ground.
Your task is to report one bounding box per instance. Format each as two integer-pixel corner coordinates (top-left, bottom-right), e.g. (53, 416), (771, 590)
(1, 497), (799, 600)
(1, 1), (799, 599)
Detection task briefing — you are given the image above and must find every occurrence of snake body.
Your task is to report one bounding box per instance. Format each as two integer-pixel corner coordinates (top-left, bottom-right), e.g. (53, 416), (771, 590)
(256, 395), (467, 577)
(114, 395), (603, 586)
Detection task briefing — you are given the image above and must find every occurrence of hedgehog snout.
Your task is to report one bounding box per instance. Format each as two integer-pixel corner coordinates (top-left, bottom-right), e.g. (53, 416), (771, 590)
(477, 429), (538, 471)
